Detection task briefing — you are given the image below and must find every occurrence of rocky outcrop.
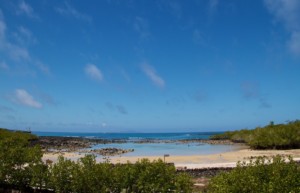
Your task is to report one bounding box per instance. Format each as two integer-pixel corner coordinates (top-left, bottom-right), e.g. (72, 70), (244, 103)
(33, 136), (127, 153)
(34, 136), (238, 154)
(86, 148), (134, 156)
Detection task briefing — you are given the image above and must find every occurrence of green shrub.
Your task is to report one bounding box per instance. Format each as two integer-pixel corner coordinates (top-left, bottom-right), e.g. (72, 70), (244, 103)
(48, 156), (76, 193)
(208, 155), (300, 193)
(0, 129), (193, 192)
(46, 156), (193, 193)
(210, 120), (300, 149)
(71, 155), (113, 193)
(0, 129), (43, 190)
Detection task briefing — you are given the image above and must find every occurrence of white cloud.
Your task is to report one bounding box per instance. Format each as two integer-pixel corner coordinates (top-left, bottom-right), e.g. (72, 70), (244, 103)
(0, 10), (50, 75)
(14, 26), (37, 45)
(85, 64), (103, 81)
(141, 63), (165, 88)
(0, 11), (30, 62)
(265, 0), (300, 55)
(17, 0), (38, 19)
(56, 2), (92, 23)
(5, 42), (30, 61)
(13, 89), (42, 109)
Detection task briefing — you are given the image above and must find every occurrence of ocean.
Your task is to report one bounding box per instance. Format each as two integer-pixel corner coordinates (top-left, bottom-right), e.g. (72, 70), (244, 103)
(32, 131), (223, 140)
(33, 131), (240, 156)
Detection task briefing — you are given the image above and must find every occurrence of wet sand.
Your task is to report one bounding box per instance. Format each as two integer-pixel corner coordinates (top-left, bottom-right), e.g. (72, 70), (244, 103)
(43, 147), (300, 169)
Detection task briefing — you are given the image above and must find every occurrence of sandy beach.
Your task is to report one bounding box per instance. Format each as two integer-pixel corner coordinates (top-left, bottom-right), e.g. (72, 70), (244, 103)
(43, 147), (300, 169)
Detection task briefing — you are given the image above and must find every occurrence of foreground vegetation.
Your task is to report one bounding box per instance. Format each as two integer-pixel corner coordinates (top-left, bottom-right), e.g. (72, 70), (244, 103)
(0, 128), (192, 192)
(208, 155), (300, 193)
(210, 120), (300, 149)
(2, 127), (300, 192)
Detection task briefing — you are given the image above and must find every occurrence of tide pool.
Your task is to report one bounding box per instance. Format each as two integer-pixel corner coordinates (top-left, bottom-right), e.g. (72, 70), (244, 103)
(91, 142), (241, 157)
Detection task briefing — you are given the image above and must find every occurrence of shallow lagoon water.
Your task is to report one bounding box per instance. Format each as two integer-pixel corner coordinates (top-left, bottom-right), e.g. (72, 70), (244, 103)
(34, 131), (240, 157)
(92, 142), (241, 157)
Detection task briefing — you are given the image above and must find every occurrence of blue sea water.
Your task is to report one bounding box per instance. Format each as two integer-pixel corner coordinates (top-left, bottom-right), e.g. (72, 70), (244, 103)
(33, 131), (240, 156)
(33, 131), (223, 140)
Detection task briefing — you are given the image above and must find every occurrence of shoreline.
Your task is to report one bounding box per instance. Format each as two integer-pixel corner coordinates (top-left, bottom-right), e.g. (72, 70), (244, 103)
(37, 135), (300, 169)
(43, 147), (300, 169)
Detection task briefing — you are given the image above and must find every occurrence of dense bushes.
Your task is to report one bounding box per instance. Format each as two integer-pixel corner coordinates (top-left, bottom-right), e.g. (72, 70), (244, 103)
(0, 128), (43, 191)
(208, 155), (300, 193)
(210, 120), (300, 149)
(46, 156), (193, 193)
(0, 128), (193, 192)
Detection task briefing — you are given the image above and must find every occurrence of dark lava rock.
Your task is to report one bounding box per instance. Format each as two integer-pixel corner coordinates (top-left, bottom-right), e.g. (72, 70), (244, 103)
(89, 148), (134, 156)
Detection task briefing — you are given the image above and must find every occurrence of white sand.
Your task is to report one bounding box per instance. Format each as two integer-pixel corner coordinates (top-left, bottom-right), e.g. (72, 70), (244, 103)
(43, 148), (300, 169)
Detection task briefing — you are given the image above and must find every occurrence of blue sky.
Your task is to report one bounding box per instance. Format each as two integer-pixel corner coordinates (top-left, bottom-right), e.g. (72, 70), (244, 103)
(0, 0), (300, 132)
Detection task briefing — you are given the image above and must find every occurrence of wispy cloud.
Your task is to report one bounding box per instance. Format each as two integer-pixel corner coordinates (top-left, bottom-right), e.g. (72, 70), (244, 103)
(134, 16), (150, 39)
(116, 105), (128, 115)
(264, 0), (300, 56)
(5, 43), (30, 62)
(56, 2), (92, 23)
(11, 89), (42, 109)
(158, 0), (182, 19)
(191, 91), (207, 102)
(241, 82), (259, 99)
(168, 1), (182, 18)
(0, 105), (14, 112)
(34, 60), (50, 75)
(141, 63), (165, 88)
(85, 64), (103, 81)
(0, 10), (6, 38)
(0, 10), (30, 62)
(259, 97), (272, 108)
(193, 29), (208, 46)
(105, 102), (128, 115)
(289, 31), (300, 55)
(209, 0), (219, 10)
(38, 92), (58, 106)
(208, 0), (219, 17)
(166, 96), (185, 107)
(0, 10), (50, 75)
(105, 102), (114, 110)
(119, 67), (131, 82)
(0, 61), (9, 70)
(13, 26), (37, 46)
(16, 0), (38, 19)
(240, 82), (271, 108)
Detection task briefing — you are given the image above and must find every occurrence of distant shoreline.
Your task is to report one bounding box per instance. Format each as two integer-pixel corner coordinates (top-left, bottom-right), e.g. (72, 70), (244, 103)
(35, 135), (238, 154)
(36, 135), (243, 162)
